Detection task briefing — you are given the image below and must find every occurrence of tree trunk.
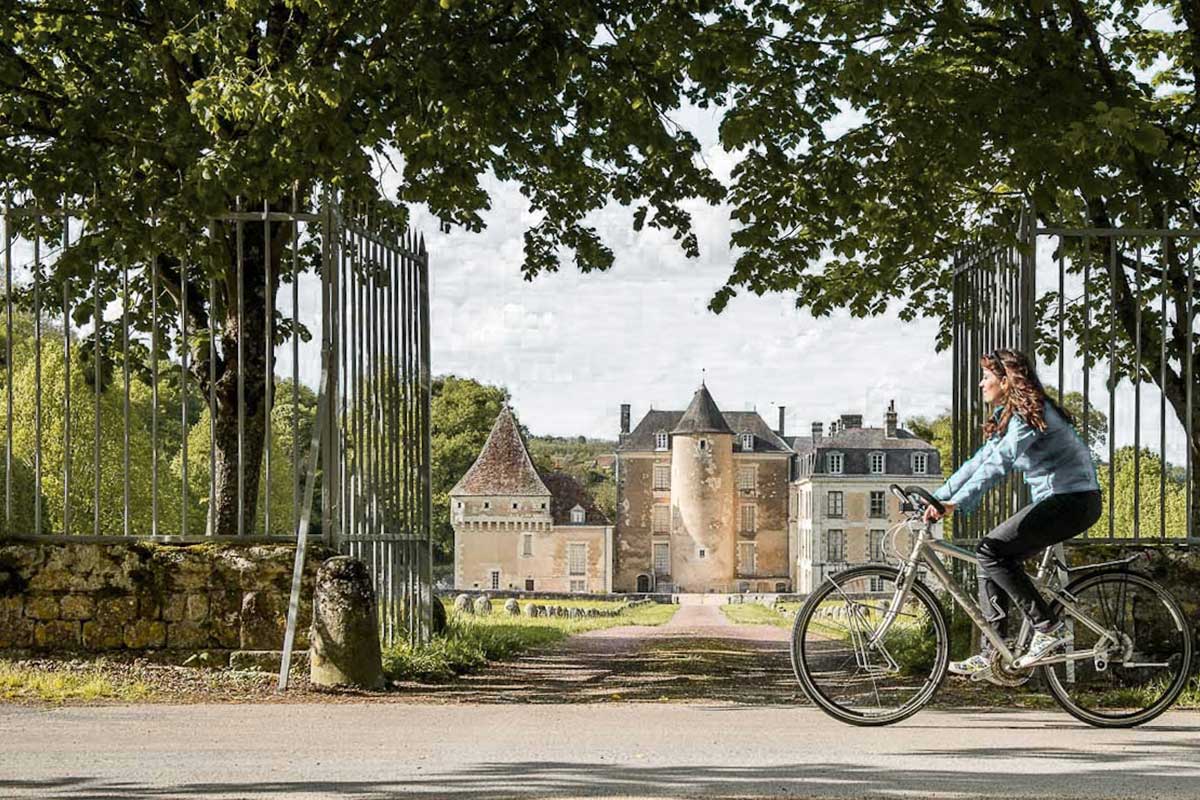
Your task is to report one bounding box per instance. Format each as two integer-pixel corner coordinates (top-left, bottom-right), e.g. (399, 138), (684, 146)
(208, 211), (286, 537)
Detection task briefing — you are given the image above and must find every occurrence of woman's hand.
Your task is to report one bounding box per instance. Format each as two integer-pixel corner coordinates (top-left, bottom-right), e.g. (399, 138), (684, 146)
(924, 501), (955, 523)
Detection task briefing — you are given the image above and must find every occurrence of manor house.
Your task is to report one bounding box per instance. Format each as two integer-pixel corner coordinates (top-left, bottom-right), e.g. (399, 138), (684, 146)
(453, 384), (942, 595)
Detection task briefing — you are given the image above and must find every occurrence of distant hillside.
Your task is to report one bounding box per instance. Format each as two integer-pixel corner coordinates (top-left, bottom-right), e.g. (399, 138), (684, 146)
(527, 436), (617, 522)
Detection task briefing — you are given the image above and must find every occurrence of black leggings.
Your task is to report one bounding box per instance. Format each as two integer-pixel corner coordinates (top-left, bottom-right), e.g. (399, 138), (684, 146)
(976, 490), (1103, 643)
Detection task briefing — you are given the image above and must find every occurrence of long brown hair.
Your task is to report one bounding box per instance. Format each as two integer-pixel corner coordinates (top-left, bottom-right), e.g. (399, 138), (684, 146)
(982, 348), (1076, 439)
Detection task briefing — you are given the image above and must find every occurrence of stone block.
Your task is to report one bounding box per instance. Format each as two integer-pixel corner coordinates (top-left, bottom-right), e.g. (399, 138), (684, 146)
(24, 596), (61, 620)
(137, 592), (162, 620)
(82, 619), (124, 650)
(59, 594), (95, 621)
(123, 619), (166, 649)
(167, 621), (212, 650)
(240, 591), (286, 650)
(185, 593), (210, 623)
(26, 568), (74, 592)
(0, 601), (33, 648)
(96, 595), (138, 624)
(309, 557), (384, 690)
(162, 593), (187, 622)
(34, 620), (81, 650)
(208, 590), (242, 649)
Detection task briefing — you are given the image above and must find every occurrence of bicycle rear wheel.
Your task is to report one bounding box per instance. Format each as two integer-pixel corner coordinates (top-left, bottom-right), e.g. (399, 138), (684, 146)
(791, 565), (949, 726)
(1042, 571), (1193, 728)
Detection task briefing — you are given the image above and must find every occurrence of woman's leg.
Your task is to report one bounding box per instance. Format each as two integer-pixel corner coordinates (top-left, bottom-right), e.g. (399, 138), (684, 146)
(976, 491), (1103, 631)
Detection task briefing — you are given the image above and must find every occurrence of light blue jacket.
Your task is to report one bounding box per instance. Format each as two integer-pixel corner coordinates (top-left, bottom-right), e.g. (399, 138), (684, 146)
(933, 400), (1099, 515)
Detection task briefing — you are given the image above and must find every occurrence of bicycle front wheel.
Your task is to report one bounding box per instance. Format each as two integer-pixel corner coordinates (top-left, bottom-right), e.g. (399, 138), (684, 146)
(791, 565), (949, 726)
(1043, 570), (1194, 728)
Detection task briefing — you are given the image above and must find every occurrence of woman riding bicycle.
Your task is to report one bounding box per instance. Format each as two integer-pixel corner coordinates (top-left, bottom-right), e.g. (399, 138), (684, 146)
(924, 347), (1102, 674)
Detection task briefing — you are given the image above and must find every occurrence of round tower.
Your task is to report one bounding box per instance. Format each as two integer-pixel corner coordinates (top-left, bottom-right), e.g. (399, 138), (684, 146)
(669, 384), (737, 592)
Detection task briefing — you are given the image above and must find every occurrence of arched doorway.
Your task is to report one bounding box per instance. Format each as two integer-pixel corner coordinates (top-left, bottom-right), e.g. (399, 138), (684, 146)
(636, 574), (651, 593)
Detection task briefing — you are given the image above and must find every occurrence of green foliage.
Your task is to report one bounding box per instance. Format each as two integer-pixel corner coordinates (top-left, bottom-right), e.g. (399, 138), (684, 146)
(719, 603), (791, 628)
(527, 435), (617, 522)
(174, 378), (318, 535)
(430, 375), (510, 559)
(1090, 447), (1189, 539)
(8, 340), (184, 535)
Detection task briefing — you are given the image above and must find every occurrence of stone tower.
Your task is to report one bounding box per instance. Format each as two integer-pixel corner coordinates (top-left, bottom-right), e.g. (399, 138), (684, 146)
(669, 383), (737, 592)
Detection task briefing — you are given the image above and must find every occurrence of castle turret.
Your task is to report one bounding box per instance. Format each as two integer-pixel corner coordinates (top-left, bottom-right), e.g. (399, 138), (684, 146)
(669, 383), (737, 592)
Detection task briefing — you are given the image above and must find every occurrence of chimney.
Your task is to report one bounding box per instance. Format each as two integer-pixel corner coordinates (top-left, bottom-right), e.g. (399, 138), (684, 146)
(812, 421), (823, 441)
(885, 399), (898, 438)
(777, 406), (786, 438)
(840, 413), (863, 429)
(829, 418), (840, 436)
(619, 403), (631, 439)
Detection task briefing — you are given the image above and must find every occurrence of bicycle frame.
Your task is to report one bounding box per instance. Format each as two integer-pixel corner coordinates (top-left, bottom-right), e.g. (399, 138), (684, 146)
(865, 519), (1125, 669)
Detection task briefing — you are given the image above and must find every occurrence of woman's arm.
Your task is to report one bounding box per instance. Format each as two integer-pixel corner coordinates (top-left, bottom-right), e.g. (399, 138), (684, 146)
(932, 441), (992, 504)
(944, 414), (1041, 514)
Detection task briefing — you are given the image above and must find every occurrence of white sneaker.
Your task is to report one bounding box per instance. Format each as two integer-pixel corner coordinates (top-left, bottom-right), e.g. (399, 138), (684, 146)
(1013, 624), (1066, 669)
(948, 653), (991, 676)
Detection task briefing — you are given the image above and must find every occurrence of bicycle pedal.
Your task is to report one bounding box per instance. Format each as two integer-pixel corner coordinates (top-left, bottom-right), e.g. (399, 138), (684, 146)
(969, 667), (995, 683)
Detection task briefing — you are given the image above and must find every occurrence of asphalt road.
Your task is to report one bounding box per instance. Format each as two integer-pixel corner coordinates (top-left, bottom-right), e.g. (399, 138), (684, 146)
(2, 703), (1197, 799)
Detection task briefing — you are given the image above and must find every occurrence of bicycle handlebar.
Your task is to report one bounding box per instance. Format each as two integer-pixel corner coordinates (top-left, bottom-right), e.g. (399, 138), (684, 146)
(889, 484), (946, 517)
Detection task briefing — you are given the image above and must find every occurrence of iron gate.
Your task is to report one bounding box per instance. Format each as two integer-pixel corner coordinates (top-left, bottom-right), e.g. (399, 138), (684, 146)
(0, 193), (433, 647)
(951, 207), (1197, 545)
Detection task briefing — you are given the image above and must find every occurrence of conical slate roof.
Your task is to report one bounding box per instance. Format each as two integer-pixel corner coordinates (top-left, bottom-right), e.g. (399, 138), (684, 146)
(450, 407), (550, 496)
(671, 383), (734, 435)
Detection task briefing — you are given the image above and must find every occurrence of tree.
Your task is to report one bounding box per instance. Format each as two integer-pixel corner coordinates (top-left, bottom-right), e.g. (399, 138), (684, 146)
(430, 375), (510, 559)
(2, 0), (749, 534)
(1093, 447), (1189, 539)
(712, 1), (1200, 533)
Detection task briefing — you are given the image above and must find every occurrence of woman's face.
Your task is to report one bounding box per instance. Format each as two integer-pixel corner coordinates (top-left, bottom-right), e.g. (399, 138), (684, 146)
(980, 365), (1008, 404)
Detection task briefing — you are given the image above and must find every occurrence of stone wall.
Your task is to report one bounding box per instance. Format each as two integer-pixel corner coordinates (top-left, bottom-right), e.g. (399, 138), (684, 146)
(0, 540), (328, 666)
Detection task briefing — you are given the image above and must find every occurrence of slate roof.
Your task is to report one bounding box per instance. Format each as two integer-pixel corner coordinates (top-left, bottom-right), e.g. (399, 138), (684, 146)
(450, 407), (550, 496)
(619, 408), (792, 453)
(539, 470), (609, 525)
(672, 384), (735, 435)
(801, 426), (937, 452)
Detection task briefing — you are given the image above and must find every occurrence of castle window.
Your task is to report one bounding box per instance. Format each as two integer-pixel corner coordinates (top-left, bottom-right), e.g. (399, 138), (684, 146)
(738, 541), (757, 575)
(655, 431), (669, 450)
(652, 504), (670, 533)
(698, 439), (709, 453)
(911, 452), (928, 474)
(740, 503), (756, 533)
(540, 502), (547, 509)
(653, 542), (670, 575)
(653, 464), (671, 490)
(827, 490), (844, 518)
(826, 530), (845, 562)
(490, 569), (501, 590)
(870, 529), (886, 561)
(568, 543), (587, 593)
(870, 452), (885, 474)
(826, 452), (844, 474)
(738, 466), (756, 491)
(570, 505), (586, 524)
(512, 502), (519, 510)
(740, 433), (754, 451)
(870, 490), (886, 518)
(521, 533), (533, 558)
(483, 501), (490, 510)
(697, 547), (707, 559)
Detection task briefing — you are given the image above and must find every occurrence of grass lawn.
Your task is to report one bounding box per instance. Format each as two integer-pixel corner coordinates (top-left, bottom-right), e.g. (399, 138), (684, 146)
(0, 660), (151, 703)
(383, 601), (677, 682)
(720, 603), (792, 628)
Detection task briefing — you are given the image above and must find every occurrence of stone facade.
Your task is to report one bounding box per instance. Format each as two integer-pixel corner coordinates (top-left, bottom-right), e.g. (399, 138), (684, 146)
(452, 407), (612, 593)
(0, 541), (326, 663)
(788, 404), (943, 592)
(616, 385), (795, 593)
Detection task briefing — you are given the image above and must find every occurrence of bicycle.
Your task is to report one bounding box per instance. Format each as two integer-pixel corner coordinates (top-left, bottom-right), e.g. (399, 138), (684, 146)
(790, 484), (1194, 727)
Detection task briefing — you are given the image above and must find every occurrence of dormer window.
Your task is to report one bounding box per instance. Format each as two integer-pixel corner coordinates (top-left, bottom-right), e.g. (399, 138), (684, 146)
(869, 452), (885, 474)
(740, 433), (754, 451)
(826, 452), (844, 474)
(570, 505), (586, 524)
(911, 452), (928, 474)
(655, 431), (669, 450)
